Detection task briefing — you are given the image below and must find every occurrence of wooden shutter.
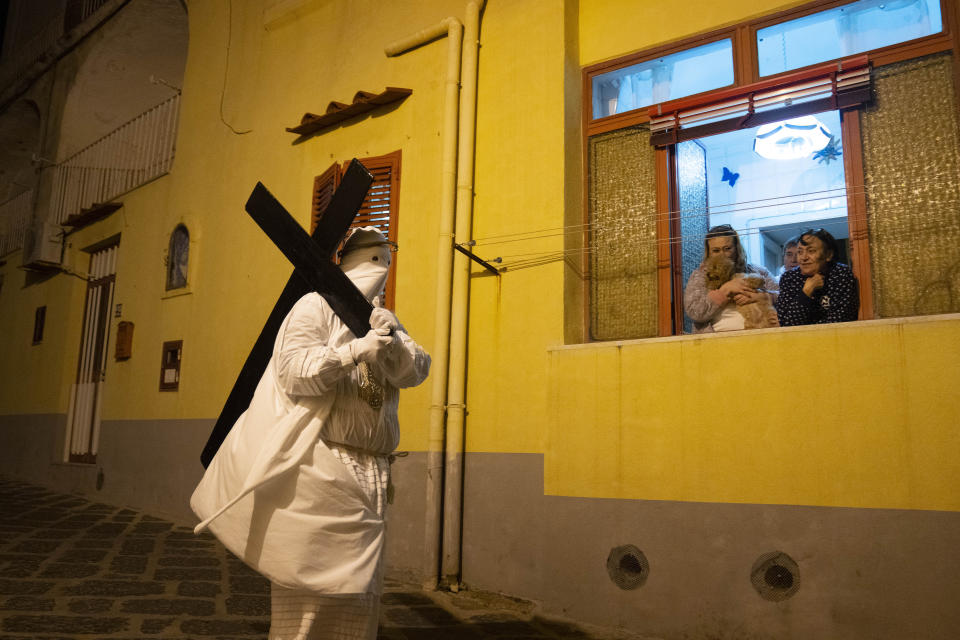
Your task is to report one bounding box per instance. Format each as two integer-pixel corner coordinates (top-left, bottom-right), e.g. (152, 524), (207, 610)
(346, 150), (401, 309)
(311, 151), (401, 308)
(310, 161), (342, 234)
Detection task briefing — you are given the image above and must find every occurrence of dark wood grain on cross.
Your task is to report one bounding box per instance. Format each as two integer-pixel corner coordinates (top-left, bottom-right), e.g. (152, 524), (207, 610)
(200, 159), (374, 468)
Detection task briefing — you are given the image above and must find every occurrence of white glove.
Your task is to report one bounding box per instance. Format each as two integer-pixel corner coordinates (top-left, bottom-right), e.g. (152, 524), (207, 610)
(350, 330), (393, 363)
(370, 304), (399, 336)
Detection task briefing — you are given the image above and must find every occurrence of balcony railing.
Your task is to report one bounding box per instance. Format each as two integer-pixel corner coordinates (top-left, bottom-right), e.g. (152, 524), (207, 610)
(0, 190), (35, 257)
(0, 0), (112, 92)
(49, 93), (180, 225)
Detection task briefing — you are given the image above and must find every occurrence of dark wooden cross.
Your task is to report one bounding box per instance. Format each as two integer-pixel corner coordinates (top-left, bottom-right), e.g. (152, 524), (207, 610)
(200, 159), (375, 468)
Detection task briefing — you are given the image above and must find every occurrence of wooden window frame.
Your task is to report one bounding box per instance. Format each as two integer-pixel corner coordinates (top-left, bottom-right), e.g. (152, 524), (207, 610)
(311, 150), (401, 309)
(584, 0), (957, 134)
(582, 0), (958, 339)
(584, 28), (741, 137)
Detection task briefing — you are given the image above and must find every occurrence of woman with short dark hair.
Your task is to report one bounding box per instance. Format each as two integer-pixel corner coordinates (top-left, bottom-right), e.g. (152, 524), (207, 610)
(776, 228), (859, 326)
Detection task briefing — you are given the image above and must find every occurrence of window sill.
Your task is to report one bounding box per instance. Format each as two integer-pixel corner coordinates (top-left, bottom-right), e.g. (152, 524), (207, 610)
(553, 312), (960, 352)
(162, 286), (192, 300)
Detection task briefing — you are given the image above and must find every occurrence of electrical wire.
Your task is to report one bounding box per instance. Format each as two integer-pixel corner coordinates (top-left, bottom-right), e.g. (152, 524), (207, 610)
(492, 213), (959, 265)
(469, 175), (960, 271)
(492, 203), (960, 272)
(472, 167), (960, 248)
(220, 0), (252, 136)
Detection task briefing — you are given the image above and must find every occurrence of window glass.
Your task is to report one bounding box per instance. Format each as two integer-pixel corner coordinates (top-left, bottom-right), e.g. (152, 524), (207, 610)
(588, 127), (658, 340)
(677, 111), (850, 332)
(166, 224), (189, 290)
(591, 39), (734, 120)
(685, 111), (847, 274)
(757, 0), (943, 77)
(860, 53), (960, 317)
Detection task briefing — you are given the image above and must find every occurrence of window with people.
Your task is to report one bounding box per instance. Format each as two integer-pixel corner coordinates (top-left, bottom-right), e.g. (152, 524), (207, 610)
(684, 225), (858, 333)
(582, 0), (960, 341)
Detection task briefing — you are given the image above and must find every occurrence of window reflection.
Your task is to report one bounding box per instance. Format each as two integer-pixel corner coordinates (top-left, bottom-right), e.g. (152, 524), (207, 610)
(757, 0), (942, 77)
(166, 224), (189, 290)
(591, 39), (734, 119)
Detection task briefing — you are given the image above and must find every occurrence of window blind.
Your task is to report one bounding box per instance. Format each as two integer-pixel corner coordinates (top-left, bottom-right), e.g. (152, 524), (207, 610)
(648, 56), (872, 146)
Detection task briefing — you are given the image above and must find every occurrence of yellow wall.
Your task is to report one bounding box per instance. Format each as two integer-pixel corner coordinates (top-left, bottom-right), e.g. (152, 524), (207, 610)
(544, 316), (960, 511)
(0, 253), (87, 414)
(0, 1), (477, 434)
(467, 0), (572, 454)
(135, 0), (459, 435)
(3, 0), (959, 517)
(458, 0), (960, 515)
(0, 0), (469, 447)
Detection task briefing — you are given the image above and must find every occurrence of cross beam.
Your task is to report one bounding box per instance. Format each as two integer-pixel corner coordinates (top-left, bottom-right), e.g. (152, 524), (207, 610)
(200, 160), (374, 468)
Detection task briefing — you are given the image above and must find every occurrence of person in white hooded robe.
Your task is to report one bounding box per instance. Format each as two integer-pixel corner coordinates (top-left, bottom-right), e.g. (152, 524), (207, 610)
(190, 226), (430, 640)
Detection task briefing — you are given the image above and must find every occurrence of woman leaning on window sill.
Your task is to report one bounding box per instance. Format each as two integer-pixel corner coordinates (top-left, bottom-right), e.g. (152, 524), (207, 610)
(776, 228), (859, 327)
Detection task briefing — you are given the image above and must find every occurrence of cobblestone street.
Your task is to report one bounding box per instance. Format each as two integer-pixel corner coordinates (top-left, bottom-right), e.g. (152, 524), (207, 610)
(0, 477), (611, 639)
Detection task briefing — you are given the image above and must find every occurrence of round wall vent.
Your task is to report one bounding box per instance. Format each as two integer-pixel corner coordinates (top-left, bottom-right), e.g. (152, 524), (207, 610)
(750, 551), (800, 601)
(606, 545), (649, 590)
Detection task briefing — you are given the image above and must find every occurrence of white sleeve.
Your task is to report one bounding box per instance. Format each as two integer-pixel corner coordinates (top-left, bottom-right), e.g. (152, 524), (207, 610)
(380, 327), (431, 389)
(274, 296), (356, 397)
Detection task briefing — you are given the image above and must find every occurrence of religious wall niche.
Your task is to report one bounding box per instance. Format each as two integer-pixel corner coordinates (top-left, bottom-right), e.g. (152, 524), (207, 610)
(165, 224), (189, 290)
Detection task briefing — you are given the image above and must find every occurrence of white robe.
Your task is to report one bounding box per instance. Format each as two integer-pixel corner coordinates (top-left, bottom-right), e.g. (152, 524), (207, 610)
(190, 292), (430, 595)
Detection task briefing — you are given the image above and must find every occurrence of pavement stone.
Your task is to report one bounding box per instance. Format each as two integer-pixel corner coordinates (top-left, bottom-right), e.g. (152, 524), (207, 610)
(0, 476), (622, 639)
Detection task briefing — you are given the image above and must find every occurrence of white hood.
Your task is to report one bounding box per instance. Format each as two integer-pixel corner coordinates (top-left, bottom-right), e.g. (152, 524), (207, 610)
(339, 228), (391, 302)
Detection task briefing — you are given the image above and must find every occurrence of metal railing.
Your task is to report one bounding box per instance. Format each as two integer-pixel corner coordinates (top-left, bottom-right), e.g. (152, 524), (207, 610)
(0, 0), (112, 92)
(49, 93), (180, 224)
(0, 190), (35, 256)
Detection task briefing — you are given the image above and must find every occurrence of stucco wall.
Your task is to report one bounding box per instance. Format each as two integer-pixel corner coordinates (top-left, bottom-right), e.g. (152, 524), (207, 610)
(1, 1), (959, 637)
(545, 315), (960, 511)
(463, 453), (960, 640)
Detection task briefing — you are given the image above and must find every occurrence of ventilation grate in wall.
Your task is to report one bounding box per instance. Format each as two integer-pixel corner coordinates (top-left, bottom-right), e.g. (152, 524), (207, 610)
(606, 545), (649, 590)
(750, 551), (800, 601)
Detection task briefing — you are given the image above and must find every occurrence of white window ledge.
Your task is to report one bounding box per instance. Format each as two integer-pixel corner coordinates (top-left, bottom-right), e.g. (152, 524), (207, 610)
(551, 312), (960, 352)
(161, 286), (192, 300)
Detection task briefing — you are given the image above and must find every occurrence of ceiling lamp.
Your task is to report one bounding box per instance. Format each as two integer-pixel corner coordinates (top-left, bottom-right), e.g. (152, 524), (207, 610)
(753, 115), (832, 160)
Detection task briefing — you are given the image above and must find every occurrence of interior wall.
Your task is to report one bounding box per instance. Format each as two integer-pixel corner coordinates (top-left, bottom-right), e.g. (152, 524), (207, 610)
(699, 112), (848, 268)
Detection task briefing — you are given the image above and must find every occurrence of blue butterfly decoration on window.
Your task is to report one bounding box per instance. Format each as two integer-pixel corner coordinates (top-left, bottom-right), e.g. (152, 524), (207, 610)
(721, 167), (739, 187)
(812, 135), (842, 165)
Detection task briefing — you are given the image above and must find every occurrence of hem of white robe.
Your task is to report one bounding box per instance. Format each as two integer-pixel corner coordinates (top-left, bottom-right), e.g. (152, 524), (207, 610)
(269, 584), (380, 640)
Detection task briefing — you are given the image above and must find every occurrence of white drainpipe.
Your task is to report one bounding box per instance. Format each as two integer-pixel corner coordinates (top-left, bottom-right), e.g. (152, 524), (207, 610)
(384, 0), (485, 591)
(386, 15), (463, 590)
(442, 0), (483, 589)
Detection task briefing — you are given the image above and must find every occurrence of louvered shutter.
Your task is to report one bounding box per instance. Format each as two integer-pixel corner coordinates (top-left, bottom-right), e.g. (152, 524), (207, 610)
(310, 161), (342, 234)
(346, 151), (401, 309)
(311, 151), (401, 308)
